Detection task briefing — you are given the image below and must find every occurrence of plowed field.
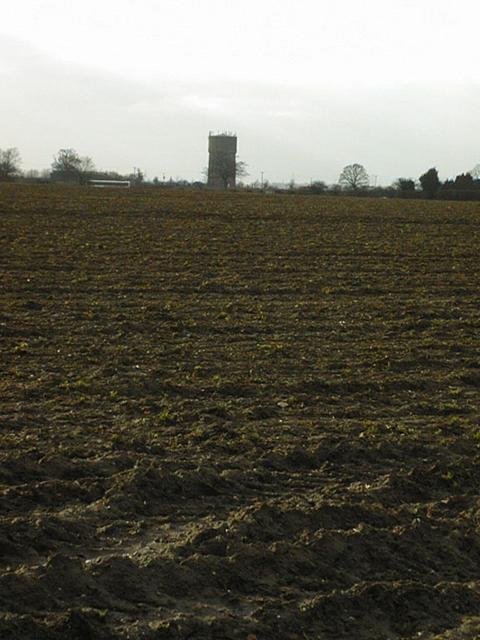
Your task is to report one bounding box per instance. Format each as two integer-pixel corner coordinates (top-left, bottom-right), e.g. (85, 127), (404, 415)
(1, 184), (480, 639)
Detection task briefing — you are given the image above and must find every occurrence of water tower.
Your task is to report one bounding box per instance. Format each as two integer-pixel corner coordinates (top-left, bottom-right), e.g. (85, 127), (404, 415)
(207, 132), (237, 189)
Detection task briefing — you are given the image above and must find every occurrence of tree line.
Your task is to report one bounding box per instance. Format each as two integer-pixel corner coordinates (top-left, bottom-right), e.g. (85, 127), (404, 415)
(0, 148), (146, 186)
(2, 146), (480, 200)
(271, 164), (480, 200)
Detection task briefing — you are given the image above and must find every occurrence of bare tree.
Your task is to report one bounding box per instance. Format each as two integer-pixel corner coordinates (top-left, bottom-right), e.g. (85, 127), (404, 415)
(470, 164), (480, 179)
(339, 164), (369, 191)
(207, 158), (248, 189)
(52, 148), (82, 176)
(0, 148), (21, 181)
(236, 161), (248, 177)
(220, 159), (248, 189)
(79, 156), (95, 176)
(235, 160), (248, 184)
(51, 149), (95, 183)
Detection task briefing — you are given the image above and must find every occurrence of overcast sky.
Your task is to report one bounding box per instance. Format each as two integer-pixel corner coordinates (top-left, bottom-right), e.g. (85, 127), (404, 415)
(2, 0), (480, 185)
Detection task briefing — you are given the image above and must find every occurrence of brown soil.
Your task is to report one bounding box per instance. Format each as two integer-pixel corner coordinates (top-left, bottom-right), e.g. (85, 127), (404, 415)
(1, 184), (480, 639)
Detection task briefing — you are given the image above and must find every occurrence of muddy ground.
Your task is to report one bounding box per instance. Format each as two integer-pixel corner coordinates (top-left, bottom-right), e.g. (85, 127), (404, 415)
(1, 184), (480, 639)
